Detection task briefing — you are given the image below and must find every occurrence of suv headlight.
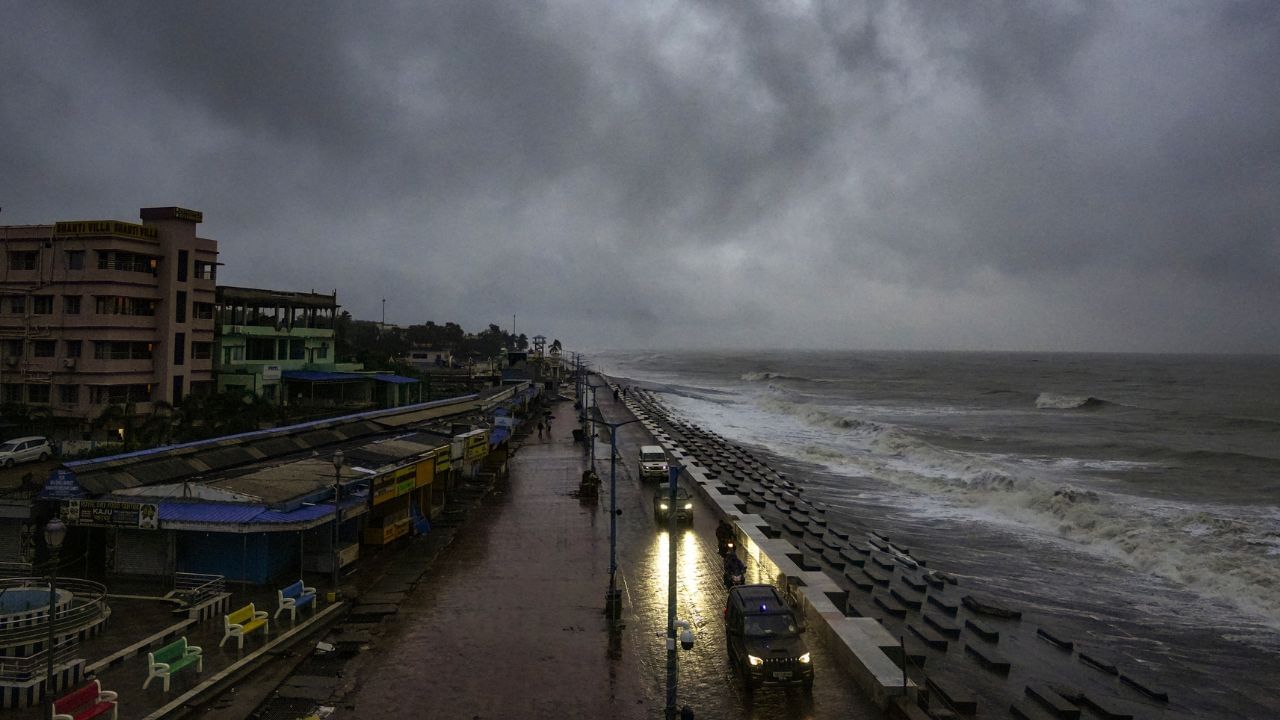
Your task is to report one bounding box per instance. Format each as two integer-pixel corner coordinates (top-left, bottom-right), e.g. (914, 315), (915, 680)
(798, 652), (811, 663)
(748, 655), (763, 667)
(659, 503), (669, 510)
(683, 503), (693, 510)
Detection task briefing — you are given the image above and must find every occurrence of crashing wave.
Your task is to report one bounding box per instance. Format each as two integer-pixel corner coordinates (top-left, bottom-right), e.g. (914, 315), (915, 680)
(1035, 392), (1109, 410)
(756, 397), (876, 434)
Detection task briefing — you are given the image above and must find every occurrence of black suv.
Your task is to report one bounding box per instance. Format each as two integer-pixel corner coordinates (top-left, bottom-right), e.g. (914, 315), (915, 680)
(724, 584), (813, 691)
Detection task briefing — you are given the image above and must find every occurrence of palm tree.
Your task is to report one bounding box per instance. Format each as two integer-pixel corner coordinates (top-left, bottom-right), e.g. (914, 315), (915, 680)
(93, 403), (138, 448)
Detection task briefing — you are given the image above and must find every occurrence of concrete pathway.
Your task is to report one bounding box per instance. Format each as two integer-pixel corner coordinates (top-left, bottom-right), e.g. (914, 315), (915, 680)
(339, 398), (649, 719)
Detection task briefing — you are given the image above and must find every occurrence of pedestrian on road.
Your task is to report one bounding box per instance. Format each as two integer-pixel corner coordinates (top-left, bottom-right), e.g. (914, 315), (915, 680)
(537, 421), (544, 439)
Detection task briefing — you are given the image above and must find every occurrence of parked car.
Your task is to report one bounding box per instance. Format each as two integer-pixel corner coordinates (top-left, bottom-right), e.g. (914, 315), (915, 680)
(653, 485), (693, 525)
(0, 436), (52, 467)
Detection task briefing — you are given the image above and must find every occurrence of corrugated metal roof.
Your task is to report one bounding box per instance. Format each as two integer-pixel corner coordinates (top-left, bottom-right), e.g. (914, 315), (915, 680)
(371, 401), (480, 428)
(246, 436), (304, 457)
(296, 429), (343, 449)
(159, 502), (264, 524)
(197, 445), (264, 471)
(157, 496), (360, 527)
(371, 374), (420, 384)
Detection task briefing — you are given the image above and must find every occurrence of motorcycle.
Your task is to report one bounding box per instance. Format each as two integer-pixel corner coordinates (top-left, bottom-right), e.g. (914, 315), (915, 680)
(723, 555), (746, 588)
(717, 536), (736, 557)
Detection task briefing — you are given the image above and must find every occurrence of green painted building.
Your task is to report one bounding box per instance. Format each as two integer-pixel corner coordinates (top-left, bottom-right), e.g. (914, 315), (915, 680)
(214, 286), (420, 410)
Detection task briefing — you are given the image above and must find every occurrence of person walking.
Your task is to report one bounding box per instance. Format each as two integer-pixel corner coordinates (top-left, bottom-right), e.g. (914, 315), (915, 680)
(537, 421), (544, 440)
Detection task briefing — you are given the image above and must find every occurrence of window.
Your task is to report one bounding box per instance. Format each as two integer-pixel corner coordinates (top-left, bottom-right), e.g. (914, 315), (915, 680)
(224, 345), (244, 363)
(58, 384), (79, 404)
(175, 291), (187, 323)
(9, 297), (24, 314)
(189, 380), (213, 397)
(246, 338), (275, 361)
(191, 342), (212, 360)
(177, 250), (188, 282)
(2, 339), (21, 358)
(67, 250), (85, 270)
(195, 261), (216, 281)
(92, 341), (153, 360)
(89, 384), (151, 404)
(277, 339), (289, 359)
(65, 340), (82, 358)
(2, 385), (22, 403)
(32, 295), (53, 315)
(172, 375), (184, 403)
(27, 385), (50, 404)
(94, 296), (157, 316)
(192, 302), (214, 320)
(33, 341), (56, 358)
(7, 251), (37, 271)
(63, 295), (81, 314)
(317, 343), (329, 359)
(96, 250), (156, 274)
(173, 332), (185, 366)
(290, 339), (306, 360)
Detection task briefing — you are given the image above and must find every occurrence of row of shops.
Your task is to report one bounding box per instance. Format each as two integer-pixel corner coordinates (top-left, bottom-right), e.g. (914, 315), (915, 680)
(16, 383), (541, 585)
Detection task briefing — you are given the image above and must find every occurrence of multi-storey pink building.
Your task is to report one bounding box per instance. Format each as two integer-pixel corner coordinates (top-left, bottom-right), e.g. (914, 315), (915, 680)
(0, 206), (217, 432)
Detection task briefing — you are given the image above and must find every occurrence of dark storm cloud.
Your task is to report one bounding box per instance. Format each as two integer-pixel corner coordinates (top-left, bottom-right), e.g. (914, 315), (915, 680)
(0, 1), (1277, 353)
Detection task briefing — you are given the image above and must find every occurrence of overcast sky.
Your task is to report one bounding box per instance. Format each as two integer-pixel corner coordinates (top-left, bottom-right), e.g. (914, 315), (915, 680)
(2, 1), (1277, 353)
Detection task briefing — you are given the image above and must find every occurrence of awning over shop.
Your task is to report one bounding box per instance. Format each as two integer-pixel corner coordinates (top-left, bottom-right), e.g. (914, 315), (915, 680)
(155, 493), (369, 532)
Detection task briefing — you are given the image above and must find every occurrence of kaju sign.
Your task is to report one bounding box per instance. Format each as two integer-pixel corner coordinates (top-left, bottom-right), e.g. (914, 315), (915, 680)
(61, 499), (159, 530)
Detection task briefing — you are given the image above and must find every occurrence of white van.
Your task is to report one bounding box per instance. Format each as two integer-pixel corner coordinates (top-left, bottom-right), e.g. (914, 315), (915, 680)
(639, 445), (669, 481)
(0, 436), (52, 467)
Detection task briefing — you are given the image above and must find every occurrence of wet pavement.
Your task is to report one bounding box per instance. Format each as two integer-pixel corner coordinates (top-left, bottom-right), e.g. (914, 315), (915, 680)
(300, 390), (883, 719)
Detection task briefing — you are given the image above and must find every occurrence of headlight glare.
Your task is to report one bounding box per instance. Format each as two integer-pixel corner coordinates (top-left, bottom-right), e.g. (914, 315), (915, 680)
(799, 652), (811, 663)
(748, 655), (763, 667)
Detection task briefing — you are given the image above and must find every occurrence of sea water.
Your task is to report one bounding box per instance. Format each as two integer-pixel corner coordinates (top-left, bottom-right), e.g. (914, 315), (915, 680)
(595, 350), (1280, 717)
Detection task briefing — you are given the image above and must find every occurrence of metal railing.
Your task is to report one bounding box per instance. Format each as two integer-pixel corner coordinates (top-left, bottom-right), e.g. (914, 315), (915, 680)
(0, 638), (78, 682)
(170, 572), (225, 606)
(0, 578), (109, 650)
(0, 563), (34, 579)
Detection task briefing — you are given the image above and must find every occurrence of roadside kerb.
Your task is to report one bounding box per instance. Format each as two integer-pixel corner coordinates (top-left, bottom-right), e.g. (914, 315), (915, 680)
(139, 601), (346, 720)
(635, 411), (911, 710)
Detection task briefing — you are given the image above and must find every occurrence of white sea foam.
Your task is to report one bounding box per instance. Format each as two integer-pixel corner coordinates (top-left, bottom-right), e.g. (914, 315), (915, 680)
(1035, 392), (1101, 409)
(660, 388), (1280, 628)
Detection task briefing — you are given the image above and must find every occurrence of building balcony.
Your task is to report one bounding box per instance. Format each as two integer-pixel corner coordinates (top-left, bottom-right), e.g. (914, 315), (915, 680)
(64, 357), (156, 375)
(217, 324), (335, 338)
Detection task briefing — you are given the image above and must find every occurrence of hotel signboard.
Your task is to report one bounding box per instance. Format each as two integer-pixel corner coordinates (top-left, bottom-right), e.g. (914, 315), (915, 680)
(55, 220), (158, 240)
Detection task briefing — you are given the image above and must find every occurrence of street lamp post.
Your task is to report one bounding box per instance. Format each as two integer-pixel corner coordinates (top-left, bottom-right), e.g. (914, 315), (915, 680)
(594, 414), (640, 621)
(331, 450), (344, 599)
(664, 463), (693, 719)
(588, 384), (598, 464)
(44, 517), (66, 720)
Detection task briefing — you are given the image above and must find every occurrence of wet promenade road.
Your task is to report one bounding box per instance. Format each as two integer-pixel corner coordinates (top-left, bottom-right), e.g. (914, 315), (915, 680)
(340, 393), (883, 719)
